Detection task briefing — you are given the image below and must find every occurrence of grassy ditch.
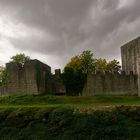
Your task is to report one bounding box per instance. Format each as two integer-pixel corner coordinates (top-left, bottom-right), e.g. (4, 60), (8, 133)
(0, 106), (140, 139)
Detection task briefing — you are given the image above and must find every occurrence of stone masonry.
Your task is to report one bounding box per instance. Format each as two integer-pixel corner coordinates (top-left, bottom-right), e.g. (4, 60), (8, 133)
(121, 37), (140, 75)
(83, 36), (140, 96)
(82, 72), (138, 96)
(1, 37), (140, 96)
(0, 59), (66, 95)
(121, 36), (140, 96)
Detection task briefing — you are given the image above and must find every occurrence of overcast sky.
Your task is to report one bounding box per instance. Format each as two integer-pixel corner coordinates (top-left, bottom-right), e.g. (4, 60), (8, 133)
(0, 0), (140, 70)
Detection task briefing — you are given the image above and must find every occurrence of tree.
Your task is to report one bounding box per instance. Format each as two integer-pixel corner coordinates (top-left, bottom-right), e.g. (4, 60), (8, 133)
(79, 51), (95, 74)
(0, 67), (8, 86)
(94, 58), (108, 74)
(94, 59), (121, 74)
(65, 51), (95, 74)
(64, 51), (121, 75)
(62, 67), (86, 96)
(62, 50), (121, 95)
(62, 50), (94, 95)
(66, 56), (82, 71)
(10, 53), (30, 66)
(107, 59), (121, 73)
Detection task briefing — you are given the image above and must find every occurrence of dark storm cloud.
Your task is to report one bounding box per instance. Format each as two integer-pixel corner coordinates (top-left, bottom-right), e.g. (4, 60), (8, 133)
(0, 0), (140, 67)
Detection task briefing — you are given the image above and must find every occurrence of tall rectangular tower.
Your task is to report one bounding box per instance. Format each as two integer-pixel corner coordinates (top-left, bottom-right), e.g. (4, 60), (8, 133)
(121, 36), (140, 75)
(121, 36), (140, 96)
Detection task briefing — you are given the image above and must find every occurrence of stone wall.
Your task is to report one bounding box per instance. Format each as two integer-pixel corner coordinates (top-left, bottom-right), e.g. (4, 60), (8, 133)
(53, 69), (66, 94)
(2, 35), (140, 97)
(82, 72), (138, 96)
(6, 60), (48, 95)
(0, 86), (8, 96)
(83, 36), (140, 96)
(32, 60), (52, 94)
(4, 59), (66, 95)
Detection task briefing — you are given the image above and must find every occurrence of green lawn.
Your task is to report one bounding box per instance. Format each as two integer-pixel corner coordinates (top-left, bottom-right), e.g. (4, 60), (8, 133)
(0, 95), (140, 109)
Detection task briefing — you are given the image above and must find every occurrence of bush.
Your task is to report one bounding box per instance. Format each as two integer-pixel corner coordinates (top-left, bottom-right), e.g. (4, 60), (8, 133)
(0, 106), (140, 139)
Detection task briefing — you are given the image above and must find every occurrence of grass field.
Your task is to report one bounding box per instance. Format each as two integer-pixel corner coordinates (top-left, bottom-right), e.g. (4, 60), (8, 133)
(0, 95), (140, 109)
(0, 95), (140, 139)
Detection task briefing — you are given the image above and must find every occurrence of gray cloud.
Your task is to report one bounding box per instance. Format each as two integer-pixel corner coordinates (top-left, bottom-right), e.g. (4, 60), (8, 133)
(0, 0), (140, 68)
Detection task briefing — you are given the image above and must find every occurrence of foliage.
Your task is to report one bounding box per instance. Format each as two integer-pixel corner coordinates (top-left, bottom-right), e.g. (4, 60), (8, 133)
(94, 58), (108, 74)
(10, 53), (30, 66)
(62, 51), (95, 95)
(65, 51), (121, 75)
(62, 67), (86, 96)
(0, 67), (8, 86)
(79, 51), (95, 74)
(63, 50), (121, 94)
(0, 106), (140, 139)
(94, 59), (121, 74)
(65, 51), (95, 74)
(107, 59), (121, 73)
(66, 56), (82, 71)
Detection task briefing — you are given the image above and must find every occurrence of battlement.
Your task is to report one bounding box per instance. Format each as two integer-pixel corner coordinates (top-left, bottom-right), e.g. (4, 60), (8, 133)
(1, 36), (140, 96)
(83, 72), (138, 96)
(90, 71), (135, 76)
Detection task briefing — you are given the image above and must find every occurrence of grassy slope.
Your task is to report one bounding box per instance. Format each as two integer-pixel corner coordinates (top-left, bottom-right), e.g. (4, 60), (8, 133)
(0, 95), (140, 139)
(0, 95), (140, 109)
(0, 106), (140, 139)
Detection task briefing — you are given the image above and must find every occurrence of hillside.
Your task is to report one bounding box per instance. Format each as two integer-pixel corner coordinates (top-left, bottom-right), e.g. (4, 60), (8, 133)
(0, 95), (140, 139)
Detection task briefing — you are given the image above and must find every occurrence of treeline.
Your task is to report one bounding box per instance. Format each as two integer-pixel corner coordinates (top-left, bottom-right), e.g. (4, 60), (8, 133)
(64, 50), (121, 74)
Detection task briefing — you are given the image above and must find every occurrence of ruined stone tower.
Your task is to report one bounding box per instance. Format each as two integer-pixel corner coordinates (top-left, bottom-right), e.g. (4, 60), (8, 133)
(121, 36), (140, 96)
(4, 59), (66, 95)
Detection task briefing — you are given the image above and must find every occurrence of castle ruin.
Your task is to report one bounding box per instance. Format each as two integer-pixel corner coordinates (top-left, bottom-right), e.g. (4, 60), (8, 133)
(83, 36), (140, 96)
(121, 36), (140, 96)
(0, 37), (140, 96)
(0, 59), (66, 95)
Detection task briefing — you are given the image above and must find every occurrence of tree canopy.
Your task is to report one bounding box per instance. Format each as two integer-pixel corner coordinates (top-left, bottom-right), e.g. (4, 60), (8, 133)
(0, 67), (8, 86)
(62, 67), (86, 96)
(66, 56), (82, 71)
(10, 53), (30, 66)
(107, 59), (121, 73)
(66, 51), (95, 74)
(80, 51), (95, 74)
(94, 58), (108, 74)
(64, 51), (121, 75)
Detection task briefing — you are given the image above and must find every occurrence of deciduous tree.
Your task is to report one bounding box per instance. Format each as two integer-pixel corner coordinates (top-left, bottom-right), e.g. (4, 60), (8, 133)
(66, 56), (82, 71)
(0, 67), (8, 86)
(62, 67), (86, 96)
(94, 58), (108, 74)
(80, 51), (95, 74)
(10, 53), (30, 66)
(107, 59), (121, 73)
(62, 50), (121, 95)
